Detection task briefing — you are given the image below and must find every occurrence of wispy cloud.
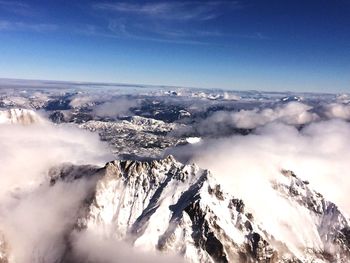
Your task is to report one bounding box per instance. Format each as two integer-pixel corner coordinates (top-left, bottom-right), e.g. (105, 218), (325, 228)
(0, 0), (27, 9)
(93, 1), (242, 21)
(0, 20), (57, 32)
(0, 0), (35, 16)
(75, 21), (211, 46)
(105, 19), (218, 45)
(88, 1), (268, 45)
(104, 19), (267, 44)
(0, 1), (55, 32)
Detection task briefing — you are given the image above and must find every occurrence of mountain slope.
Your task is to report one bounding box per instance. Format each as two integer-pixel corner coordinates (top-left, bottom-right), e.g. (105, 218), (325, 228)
(74, 157), (350, 262)
(0, 109), (44, 125)
(74, 156), (278, 262)
(1, 156), (350, 263)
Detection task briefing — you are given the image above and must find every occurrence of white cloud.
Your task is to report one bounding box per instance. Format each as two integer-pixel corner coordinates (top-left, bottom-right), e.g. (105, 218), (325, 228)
(0, 121), (111, 194)
(324, 103), (350, 120)
(70, 230), (184, 263)
(93, 98), (140, 118)
(223, 92), (240, 100)
(0, 179), (96, 263)
(0, 109), (184, 263)
(172, 119), (350, 256)
(94, 1), (241, 21)
(199, 101), (319, 132)
(69, 94), (96, 108)
(0, 1), (33, 16)
(0, 20), (57, 32)
(0, 113), (113, 262)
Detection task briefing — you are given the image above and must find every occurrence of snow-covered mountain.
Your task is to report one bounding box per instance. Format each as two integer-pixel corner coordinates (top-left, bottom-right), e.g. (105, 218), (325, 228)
(272, 170), (350, 262)
(79, 116), (185, 158)
(80, 116), (180, 134)
(71, 156), (277, 262)
(0, 109), (44, 125)
(50, 157), (350, 262)
(1, 155), (350, 262)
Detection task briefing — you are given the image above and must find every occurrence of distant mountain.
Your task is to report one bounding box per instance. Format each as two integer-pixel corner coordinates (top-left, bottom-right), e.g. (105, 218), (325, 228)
(79, 116), (185, 158)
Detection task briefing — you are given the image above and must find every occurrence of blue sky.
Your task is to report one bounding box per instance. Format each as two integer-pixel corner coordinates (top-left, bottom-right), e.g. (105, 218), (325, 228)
(0, 0), (349, 92)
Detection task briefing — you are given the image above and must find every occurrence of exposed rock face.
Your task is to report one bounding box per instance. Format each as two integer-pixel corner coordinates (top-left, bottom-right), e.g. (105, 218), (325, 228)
(49, 111), (66, 124)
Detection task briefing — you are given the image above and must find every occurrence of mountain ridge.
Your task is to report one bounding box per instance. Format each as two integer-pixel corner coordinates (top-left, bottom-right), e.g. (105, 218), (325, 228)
(1, 156), (350, 262)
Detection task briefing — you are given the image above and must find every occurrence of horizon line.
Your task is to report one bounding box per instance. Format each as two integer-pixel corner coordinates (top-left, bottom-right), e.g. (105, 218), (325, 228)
(0, 77), (343, 96)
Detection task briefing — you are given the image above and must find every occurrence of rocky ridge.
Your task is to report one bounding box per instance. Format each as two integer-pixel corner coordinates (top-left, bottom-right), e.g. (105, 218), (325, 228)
(1, 157), (350, 263)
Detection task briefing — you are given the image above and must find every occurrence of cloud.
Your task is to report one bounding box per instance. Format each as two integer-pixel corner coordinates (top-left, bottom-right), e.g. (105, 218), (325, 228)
(68, 91), (139, 109)
(0, 109), (183, 263)
(0, 120), (110, 193)
(69, 230), (184, 263)
(0, 1), (34, 16)
(196, 102), (319, 135)
(92, 1), (244, 45)
(223, 92), (240, 100)
(0, 113), (113, 262)
(170, 119), (350, 256)
(0, 0), (27, 9)
(324, 103), (350, 120)
(0, 179), (97, 263)
(105, 20), (213, 45)
(336, 94), (350, 104)
(107, 19), (223, 42)
(94, 1), (241, 21)
(0, 20), (57, 32)
(69, 94), (96, 108)
(93, 98), (141, 118)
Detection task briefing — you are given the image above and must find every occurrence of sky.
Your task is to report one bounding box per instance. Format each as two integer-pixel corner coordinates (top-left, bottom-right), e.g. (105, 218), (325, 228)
(0, 0), (349, 92)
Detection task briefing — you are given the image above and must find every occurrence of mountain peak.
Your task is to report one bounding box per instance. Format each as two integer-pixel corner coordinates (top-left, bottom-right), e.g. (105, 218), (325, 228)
(3, 157), (350, 262)
(72, 157), (288, 262)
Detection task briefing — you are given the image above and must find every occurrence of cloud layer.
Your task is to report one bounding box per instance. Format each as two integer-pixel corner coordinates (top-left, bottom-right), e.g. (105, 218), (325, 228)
(70, 230), (183, 263)
(93, 98), (141, 118)
(0, 109), (183, 263)
(0, 113), (112, 262)
(171, 118), (350, 256)
(200, 101), (319, 131)
(324, 103), (350, 120)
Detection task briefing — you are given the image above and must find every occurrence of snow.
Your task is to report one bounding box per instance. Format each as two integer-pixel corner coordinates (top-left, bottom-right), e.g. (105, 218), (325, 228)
(2, 153), (350, 262)
(77, 157), (350, 262)
(0, 109), (45, 125)
(186, 137), (201, 144)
